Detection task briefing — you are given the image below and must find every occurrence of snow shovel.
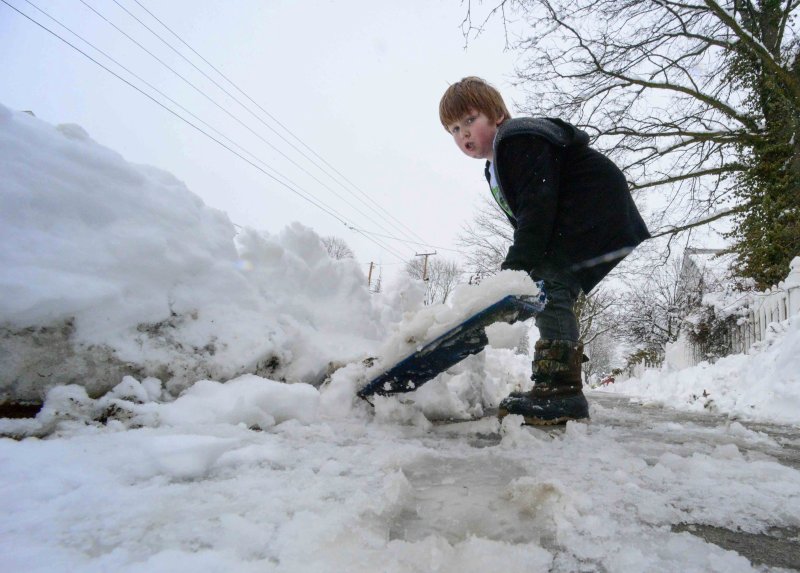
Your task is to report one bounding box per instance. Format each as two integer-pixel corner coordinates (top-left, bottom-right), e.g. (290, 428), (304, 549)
(357, 294), (546, 399)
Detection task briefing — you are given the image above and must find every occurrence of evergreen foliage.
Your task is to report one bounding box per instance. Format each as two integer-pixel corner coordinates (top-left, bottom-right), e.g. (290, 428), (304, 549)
(726, 43), (800, 287)
(685, 305), (740, 360)
(723, 1), (799, 286)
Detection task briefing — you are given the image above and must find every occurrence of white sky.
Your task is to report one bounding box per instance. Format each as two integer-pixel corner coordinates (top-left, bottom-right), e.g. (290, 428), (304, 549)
(1, 0), (524, 283)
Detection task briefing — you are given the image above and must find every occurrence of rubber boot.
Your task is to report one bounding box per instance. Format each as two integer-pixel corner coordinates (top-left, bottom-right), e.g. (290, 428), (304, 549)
(498, 339), (589, 425)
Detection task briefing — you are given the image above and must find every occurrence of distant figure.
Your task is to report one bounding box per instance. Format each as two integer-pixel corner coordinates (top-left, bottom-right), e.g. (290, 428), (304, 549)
(439, 77), (649, 424)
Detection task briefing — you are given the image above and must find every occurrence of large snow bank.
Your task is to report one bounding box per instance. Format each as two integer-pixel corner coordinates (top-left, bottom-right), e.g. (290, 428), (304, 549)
(0, 105), (385, 401)
(605, 316), (800, 424)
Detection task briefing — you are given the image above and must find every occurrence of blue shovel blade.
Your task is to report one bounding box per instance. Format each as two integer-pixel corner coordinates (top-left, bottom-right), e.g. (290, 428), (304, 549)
(358, 294), (545, 398)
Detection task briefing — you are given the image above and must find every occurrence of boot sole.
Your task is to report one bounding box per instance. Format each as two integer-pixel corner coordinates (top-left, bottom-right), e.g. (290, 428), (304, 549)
(498, 408), (588, 426)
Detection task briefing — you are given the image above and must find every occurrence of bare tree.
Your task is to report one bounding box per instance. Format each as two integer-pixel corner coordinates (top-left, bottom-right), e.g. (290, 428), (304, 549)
(405, 257), (464, 305)
(464, 0), (800, 286)
(321, 236), (355, 260)
(574, 288), (622, 378)
(584, 332), (618, 381)
(457, 196), (514, 276)
(575, 288), (619, 346)
(616, 258), (696, 351)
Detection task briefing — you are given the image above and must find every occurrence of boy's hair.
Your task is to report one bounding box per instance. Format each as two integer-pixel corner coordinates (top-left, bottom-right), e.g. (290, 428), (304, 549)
(439, 77), (511, 130)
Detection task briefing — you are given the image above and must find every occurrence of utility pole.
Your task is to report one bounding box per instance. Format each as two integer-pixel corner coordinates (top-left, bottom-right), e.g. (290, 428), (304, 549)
(367, 262), (375, 289)
(415, 251), (437, 281)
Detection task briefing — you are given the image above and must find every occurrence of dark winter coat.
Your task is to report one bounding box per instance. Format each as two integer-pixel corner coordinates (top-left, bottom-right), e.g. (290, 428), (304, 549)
(486, 117), (650, 293)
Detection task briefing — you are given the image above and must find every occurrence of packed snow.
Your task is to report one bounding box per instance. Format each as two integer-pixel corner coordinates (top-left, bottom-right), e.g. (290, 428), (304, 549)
(2, 106), (800, 572)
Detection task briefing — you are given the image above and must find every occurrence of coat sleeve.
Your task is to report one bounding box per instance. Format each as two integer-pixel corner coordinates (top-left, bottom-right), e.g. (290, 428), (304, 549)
(499, 135), (561, 272)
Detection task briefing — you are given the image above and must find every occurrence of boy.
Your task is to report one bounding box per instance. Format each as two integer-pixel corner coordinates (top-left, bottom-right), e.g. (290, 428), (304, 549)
(439, 77), (649, 425)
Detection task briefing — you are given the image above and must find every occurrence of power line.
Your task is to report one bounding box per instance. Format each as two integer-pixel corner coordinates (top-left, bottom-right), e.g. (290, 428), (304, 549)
(19, 1), (288, 185)
(126, 0), (436, 249)
(21, 0), (410, 264)
(10, 0), (465, 262)
(28, 0), (411, 262)
(101, 0), (433, 251)
(83, 0), (464, 261)
(75, 0), (407, 249)
(350, 227), (467, 254)
(2, 0), (410, 262)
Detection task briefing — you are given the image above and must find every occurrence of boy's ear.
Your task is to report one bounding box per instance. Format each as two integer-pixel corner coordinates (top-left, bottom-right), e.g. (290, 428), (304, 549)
(495, 114), (505, 125)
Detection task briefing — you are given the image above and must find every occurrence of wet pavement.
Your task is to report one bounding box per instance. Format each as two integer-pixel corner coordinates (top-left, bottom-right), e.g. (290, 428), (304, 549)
(397, 391), (800, 571)
(593, 392), (800, 571)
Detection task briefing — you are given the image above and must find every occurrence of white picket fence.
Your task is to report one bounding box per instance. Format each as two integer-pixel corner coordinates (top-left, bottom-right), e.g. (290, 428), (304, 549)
(620, 354), (666, 381)
(621, 256), (800, 378)
(729, 256), (800, 354)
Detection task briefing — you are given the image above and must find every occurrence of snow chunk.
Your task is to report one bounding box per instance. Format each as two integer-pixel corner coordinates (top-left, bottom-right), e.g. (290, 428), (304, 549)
(153, 375), (320, 428)
(146, 434), (235, 480)
(486, 321), (528, 349)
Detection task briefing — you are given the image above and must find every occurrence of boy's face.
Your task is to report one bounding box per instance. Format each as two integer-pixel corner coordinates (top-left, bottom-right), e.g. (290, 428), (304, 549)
(447, 109), (504, 161)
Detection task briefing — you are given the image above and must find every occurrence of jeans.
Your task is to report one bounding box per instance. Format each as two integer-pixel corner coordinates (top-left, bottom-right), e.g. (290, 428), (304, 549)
(535, 278), (581, 343)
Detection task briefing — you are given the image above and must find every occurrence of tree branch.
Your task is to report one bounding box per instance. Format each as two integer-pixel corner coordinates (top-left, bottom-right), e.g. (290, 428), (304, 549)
(630, 164), (746, 189)
(649, 205), (745, 238)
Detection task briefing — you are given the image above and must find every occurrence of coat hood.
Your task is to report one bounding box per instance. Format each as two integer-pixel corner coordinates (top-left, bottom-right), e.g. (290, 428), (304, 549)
(494, 117), (590, 152)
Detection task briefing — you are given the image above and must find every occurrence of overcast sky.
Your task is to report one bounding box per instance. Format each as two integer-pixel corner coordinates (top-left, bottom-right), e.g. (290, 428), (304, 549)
(1, 0), (526, 284)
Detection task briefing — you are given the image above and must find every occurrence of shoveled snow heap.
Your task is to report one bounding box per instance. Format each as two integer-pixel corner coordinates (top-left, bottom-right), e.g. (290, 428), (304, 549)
(373, 271), (540, 370)
(0, 104), (387, 399)
(320, 271), (539, 422)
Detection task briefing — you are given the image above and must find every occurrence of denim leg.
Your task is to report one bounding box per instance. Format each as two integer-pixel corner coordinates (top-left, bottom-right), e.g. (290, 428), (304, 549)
(535, 279), (581, 342)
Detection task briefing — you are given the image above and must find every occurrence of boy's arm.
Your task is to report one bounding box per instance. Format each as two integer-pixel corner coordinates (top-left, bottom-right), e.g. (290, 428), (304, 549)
(498, 135), (561, 273)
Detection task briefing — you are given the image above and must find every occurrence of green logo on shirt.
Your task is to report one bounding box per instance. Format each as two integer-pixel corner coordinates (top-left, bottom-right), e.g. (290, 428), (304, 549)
(491, 184), (513, 219)
(488, 161), (514, 219)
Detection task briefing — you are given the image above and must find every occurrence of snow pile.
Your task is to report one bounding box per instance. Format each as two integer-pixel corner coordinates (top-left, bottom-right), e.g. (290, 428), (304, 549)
(700, 283), (754, 322)
(0, 105), (384, 401)
(0, 103), (539, 424)
(149, 374), (320, 428)
(605, 316), (800, 424)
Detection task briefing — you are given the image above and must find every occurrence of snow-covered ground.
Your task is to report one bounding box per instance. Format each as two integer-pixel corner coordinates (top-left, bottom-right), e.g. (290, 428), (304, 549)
(3, 106), (800, 571)
(3, 376), (800, 572)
